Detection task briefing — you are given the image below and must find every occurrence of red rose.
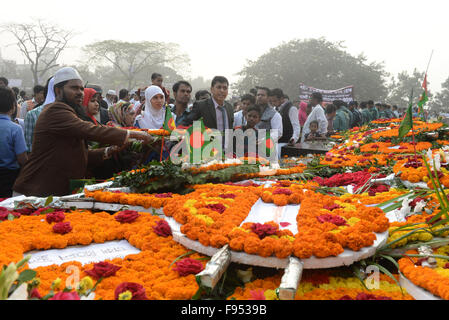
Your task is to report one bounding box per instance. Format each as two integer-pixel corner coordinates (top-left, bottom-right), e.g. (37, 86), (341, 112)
(85, 261), (121, 280)
(30, 288), (42, 299)
(205, 203), (226, 214)
(115, 210), (140, 223)
(46, 211), (66, 224)
(355, 293), (392, 300)
(154, 193), (173, 198)
(317, 214), (348, 226)
(272, 188), (293, 195)
(49, 291), (80, 300)
(251, 223), (277, 239)
(114, 282), (148, 300)
(218, 193), (236, 199)
(324, 204), (343, 211)
(33, 207), (52, 216)
(52, 222), (72, 234)
(0, 211), (9, 221)
(249, 290), (266, 300)
(172, 258), (204, 276)
(152, 220), (172, 237)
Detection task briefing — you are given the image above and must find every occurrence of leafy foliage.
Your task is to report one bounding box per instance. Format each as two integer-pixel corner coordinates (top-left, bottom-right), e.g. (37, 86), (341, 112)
(234, 38), (388, 101)
(112, 161), (260, 194)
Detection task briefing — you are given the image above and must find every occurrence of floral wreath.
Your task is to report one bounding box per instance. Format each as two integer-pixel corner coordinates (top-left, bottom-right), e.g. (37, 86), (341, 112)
(0, 210), (205, 300)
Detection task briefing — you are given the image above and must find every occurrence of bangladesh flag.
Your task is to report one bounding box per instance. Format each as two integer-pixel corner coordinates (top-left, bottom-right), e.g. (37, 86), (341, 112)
(398, 90), (414, 140)
(162, 107), (176, 132)
(187, 118), (211, 163)
(417, 74), (428, 119)
(265, 130), (274, 158)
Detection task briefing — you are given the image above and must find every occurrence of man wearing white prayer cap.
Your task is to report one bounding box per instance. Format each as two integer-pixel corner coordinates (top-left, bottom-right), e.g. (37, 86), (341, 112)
(13, 67), (155, 197)
(105, 90), (117, 108)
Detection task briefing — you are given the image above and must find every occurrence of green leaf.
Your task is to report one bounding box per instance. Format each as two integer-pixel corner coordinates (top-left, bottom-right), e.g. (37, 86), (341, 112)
(370, 262), (403, 295)
(389, 222), (426, 235)
(352, 264), (369, 291)
(17, 269), (36, 283)
(15, 255), (31, 270)
(191, 287), (203, 300)
(378, 227), (430, 251)
(195, 257), (211, 261)
(40, 208), (55, 215)
(169, 250), (196, 269)
(44, 196), (54, 207)
(7, 214), (15, 221)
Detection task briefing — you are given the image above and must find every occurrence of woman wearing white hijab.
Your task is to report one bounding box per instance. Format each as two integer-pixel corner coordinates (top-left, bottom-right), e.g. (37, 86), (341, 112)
(136, 85), (166, 129)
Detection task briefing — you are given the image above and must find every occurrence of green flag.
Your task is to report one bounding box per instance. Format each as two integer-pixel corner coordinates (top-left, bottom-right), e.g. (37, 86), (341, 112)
(162, 107), (176, 132)
(186, 118), (212, 163)
(398, 90), (414, 140)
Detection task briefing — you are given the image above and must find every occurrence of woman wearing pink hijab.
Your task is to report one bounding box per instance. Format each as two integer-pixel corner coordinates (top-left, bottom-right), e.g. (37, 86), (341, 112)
(298, 101), (308, 127)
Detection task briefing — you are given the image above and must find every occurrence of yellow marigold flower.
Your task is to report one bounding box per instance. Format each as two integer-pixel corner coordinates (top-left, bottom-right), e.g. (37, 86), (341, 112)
(435, 269), (449, 278)
(264, 289), (278, 300)
(347, 217), (361, 226)
(118, 290), (133, 300)
(31, 277), (41, 287)
(51, 278), (62, 290)
(281, 235), (295, 242)
(195, 215), (214, 226)
(77, 276), (94, 295)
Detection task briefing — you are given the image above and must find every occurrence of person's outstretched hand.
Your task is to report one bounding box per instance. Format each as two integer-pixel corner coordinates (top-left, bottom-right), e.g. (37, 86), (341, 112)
(129, 131), (155, 145)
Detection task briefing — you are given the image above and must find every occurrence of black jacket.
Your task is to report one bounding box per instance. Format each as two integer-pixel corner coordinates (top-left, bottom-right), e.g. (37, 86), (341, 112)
(182, 98), (234, 130)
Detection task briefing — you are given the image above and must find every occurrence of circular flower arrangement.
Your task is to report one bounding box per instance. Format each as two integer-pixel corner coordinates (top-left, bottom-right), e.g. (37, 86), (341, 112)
(162, 184), (390, 260)
(399, 246), (449, 300)
(84, 190), (179, 209)
(360, 142), (432, 155)
(228, 270), (413, 300)
(0, 210), (205, 300)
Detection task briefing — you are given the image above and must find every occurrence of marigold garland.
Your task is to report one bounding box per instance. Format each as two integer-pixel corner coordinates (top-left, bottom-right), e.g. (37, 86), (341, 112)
(0, 210), (205, 300)
(163, 184), (389, 260)
(84, 189), (180, 209)
(228, 270), (413, 300)
(399, 246), (449, 300)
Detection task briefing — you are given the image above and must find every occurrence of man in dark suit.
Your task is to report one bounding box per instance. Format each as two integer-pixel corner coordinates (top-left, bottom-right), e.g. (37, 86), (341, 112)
(182, 76), (234, 130)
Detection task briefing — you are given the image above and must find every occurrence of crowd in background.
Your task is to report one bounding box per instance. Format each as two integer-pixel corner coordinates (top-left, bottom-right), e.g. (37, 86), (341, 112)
(0, 69), (415, 198)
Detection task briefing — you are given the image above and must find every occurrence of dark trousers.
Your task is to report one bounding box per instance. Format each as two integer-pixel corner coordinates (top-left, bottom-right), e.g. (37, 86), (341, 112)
(0, 168), (20, 198)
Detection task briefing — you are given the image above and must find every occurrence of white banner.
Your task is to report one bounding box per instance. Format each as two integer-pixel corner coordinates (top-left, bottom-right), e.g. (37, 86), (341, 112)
(27, 240), (141, 268)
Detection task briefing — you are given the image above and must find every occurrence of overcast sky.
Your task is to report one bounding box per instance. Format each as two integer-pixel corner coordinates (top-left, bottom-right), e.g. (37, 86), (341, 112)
(1, 0), (448, 92)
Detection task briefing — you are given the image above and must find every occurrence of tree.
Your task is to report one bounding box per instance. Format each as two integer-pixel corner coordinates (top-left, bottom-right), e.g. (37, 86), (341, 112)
(234, 38), (388, 101)
(429, 76), (449, 114)
(387, 69), (430, 108)
(2, 19), (73, 85)
(82, 40), (190, 90)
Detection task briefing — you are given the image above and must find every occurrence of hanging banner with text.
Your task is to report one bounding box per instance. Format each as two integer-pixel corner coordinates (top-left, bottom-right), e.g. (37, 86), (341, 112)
(299, 84), (354, 104)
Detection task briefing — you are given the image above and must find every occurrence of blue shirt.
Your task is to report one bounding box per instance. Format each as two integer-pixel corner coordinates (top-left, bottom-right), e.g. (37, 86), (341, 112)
(0, 114), (28, 170)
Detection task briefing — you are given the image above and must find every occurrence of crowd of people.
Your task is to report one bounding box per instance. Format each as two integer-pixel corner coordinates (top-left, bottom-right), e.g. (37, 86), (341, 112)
(0, 69), (409, 198)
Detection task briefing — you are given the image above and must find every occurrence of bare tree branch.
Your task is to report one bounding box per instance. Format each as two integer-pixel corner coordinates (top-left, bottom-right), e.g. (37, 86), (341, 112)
(1, 19), (74, 84)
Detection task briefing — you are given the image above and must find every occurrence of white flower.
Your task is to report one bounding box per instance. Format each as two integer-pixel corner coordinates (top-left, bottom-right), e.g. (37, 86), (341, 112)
(413, 201), (427, 214)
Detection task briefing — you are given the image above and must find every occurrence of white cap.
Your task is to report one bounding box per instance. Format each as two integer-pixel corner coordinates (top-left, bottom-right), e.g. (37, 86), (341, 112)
(54, 67), (83, 85)
(107, 90), (117, 96)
